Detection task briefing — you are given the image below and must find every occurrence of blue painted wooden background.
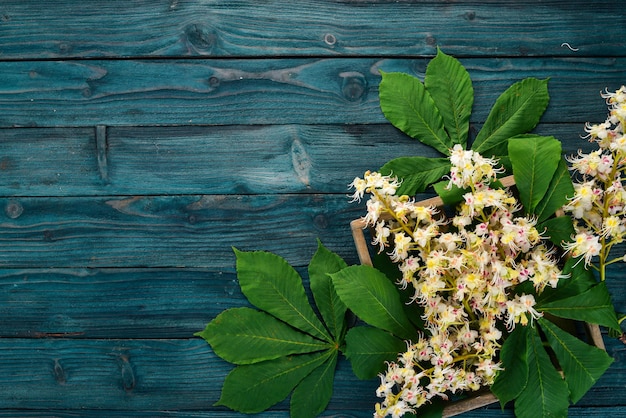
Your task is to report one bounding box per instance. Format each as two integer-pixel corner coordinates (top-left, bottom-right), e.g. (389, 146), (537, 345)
(0, 1), (624, 416)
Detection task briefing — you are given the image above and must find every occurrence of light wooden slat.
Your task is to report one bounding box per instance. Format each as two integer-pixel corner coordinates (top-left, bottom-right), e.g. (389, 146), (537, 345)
(0, 123), (599, 197)
(0, 58), (623, 127)
(0, 1), (623, 59)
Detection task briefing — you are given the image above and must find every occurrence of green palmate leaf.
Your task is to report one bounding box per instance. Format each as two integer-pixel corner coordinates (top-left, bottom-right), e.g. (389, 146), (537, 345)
(491, 325), (530, 408)
(538, 256), (597, 304)
(472, 78), (550, 156)
(234, 248), (331, 341)
(196, 307), (329, 365)
(540, 215), (576, 249)
(509, 135), (562, 214)
(308, 240), (348, 342)
(534, 158), (575, 222)
(425, 48), (473, 148)
(379, 71), (453, 156)
(290, 350), (338, 418)
(539, 318), (614, 403)
(514, 326), (570, 418)
(330, 265), (416, 340)
(380, 156), (451, 195)
(538, 282), (620, 331)
(216, 351), (330, 413)
(344, 326), (407, 379)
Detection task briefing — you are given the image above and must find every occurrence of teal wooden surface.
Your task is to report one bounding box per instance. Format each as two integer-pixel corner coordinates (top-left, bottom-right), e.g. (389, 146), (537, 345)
(0, 1), (623, 59)
(0, 338), (623, 411)
(0, 1), (624, 417)
(0, 124), (602, 196)
(0, 58), (623, 127)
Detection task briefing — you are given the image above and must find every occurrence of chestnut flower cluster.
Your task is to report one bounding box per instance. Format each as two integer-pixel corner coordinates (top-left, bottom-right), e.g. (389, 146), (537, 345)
(350, 147), (565, 418)
(562, 86), (626, 278)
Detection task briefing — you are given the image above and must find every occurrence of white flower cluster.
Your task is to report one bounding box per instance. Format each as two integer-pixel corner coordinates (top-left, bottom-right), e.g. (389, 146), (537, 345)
(350, 149), (564, 418)
(562, 86), (626, 272)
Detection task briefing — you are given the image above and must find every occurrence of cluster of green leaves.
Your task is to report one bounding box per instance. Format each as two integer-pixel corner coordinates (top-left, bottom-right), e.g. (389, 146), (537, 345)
(378, 48), (550, 196)
(330, 50), (619, 417)
(491, 136), (619, 417)
(329, 135), (619, 418)
(198, 49), (618, 418)
(196, 241), (349, 418)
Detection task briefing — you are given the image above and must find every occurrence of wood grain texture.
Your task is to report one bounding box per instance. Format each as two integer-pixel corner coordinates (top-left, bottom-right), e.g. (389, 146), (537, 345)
(0, 338), (377, 411)
(0, 268), (248, 338)
(0, 124), (598, 197)
(0, 338), (623, 412)
(1, 0), (625, 416)
(0, 194), (361, 268)
(2, 410), (626, 418)
(0, 58), (623, 127)
(0, 1), (623, 59)
(1, 411), (626, 418)
(0, 257), (623, 340)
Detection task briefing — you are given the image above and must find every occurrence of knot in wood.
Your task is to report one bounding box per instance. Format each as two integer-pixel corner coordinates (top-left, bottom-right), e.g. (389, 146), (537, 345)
(118, 354), (136, 392)
(53, 359), (66, 385)
(340, 72), (367, 102)
(185, 24), (217, 52)
(5, 201), (23, 219)
(313, 214), (329, 229)
(324, 33), (337, 46)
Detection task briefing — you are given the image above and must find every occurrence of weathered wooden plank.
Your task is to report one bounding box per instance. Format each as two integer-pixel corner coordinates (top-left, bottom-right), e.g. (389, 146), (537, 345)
(0, 123), (597, 197)
(0, 1), (623, 59)
(0, 58), (623, 127)
(0, 268), (258, 339)
(3, 409), (626, 418)
(0, 127), (100, 195)
(0, 338), (376, 411)
(1, 266), (623, 339)
(0, 194), (362, 268)
(0, 338), (622, 411)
